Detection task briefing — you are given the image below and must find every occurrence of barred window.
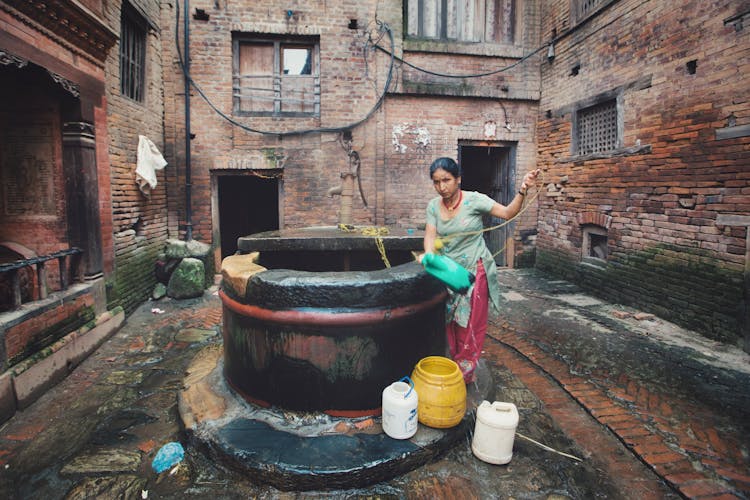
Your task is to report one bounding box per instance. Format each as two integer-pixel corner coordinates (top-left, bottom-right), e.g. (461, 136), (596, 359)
(120, 3), (147, 102)
(576, 100), (618, 155)
(233, 35), (320, 116)
(572, 0), (614, 22)
(407, 0), (516, 43)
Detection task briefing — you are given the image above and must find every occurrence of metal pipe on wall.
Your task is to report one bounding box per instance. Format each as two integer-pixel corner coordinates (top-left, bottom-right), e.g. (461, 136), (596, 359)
(183, 0), (193, 241)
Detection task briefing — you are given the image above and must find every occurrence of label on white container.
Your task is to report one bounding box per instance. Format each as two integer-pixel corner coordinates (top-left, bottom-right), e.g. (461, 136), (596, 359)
(382, 381), (418, 440)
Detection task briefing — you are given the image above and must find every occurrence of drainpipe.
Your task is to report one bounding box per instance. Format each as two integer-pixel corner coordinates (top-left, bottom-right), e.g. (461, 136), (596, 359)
(183, 0), (193, 241)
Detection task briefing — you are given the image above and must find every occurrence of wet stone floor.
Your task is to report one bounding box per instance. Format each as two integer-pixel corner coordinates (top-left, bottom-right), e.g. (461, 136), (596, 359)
(1, 268), (746, 498)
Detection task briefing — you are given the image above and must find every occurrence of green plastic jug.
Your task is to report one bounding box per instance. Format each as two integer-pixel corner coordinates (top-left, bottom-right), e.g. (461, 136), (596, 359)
(421, 253), (475, 294)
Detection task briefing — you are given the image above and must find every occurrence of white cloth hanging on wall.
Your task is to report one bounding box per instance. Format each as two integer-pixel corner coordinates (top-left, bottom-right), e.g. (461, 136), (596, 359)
(135, 135), (168, 197)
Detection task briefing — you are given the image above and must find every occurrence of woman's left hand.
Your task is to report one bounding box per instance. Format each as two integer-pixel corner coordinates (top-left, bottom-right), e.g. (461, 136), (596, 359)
(521, 169), (541, 192)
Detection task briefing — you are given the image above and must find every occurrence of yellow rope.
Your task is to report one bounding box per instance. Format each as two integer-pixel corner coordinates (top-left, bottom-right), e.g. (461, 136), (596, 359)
(338, 224), (391, 268)
(374, 237), (391, 268)
(338, 172), (544, 267)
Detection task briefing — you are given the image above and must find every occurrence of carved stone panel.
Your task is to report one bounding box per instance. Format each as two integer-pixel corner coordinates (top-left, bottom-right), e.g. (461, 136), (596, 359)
(0, 117), (57, 217)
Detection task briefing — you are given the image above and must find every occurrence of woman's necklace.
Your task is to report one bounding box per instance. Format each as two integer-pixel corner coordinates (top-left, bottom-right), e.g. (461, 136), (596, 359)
(443, 190), (463, 212)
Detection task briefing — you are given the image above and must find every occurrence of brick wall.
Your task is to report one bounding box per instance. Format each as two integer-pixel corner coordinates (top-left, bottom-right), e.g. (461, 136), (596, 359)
(162, 0), (392, 245)
(536, 0), (749, 344)
(161, 0), (542, 267)
(103, 0), (169, 313)
(3, 294), (95, 369)
(382, 96), (539, 230)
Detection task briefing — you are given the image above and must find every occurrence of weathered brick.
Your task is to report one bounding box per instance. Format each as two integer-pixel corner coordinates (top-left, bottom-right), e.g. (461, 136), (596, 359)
(536, 0), (749, 346)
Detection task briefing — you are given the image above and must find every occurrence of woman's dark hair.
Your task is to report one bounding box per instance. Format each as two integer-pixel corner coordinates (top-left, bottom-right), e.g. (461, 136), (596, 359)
(429, 157), (461, 178)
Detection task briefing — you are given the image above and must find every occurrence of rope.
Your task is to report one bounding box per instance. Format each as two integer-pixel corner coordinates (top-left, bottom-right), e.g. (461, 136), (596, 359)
(337, 224), (391, 268)
(337, 172), (545, 268)
(435, 172), (545, 259)
(516, 432), (583, 462)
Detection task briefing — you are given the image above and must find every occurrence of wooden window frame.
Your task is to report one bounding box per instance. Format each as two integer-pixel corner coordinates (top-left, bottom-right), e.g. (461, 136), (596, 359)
(406, 0), (517, 44)
(233, 35), (320, 117)
(572, 91), (623, 156)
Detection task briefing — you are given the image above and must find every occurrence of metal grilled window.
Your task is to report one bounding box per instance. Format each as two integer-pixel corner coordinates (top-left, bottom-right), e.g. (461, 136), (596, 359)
(120, 5), (146, 102)
(573, 0), (612, 21)
(233, 36), (320, 117)
(577, 100), (618, 155)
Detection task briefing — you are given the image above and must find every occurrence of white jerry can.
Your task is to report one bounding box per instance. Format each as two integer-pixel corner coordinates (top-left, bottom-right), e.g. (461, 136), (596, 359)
(382, 378), (418, 439)
(471, 400), (519, 464)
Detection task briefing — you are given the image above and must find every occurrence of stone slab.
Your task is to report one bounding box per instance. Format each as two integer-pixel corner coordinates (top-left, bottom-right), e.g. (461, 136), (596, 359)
(12, 309), (124, 410)
(179, 345), (493, 491)
(237, 226), (424, 253)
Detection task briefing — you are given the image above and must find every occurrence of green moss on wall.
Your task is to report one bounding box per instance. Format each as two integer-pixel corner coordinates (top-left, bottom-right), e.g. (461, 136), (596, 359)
(514, 248), (536, 269)
(537, 244), (744, 346)
(8, 304), (95, 367)
(108, 244), (163, 315)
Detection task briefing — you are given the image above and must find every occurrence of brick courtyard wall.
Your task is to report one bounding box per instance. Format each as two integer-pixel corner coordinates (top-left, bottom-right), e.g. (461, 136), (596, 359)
(103, 0), (169, 313)
(3, 294), (95, 370)
(536, 0), (749, 345)
(161, 0), (542, 267)
(377, 0), (542, 264)
(161, 0), (392, 254)
(381, 96), (539, 238)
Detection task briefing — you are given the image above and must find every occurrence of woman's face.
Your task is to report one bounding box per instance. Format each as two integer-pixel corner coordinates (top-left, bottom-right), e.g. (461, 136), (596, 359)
(431, 168), (460, 199)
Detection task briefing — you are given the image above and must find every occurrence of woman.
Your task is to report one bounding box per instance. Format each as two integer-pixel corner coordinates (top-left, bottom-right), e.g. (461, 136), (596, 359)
(422, 157), (540, 383)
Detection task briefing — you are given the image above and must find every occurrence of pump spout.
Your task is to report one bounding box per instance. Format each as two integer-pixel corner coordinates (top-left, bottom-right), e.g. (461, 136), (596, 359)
(327, 185), (343, 197)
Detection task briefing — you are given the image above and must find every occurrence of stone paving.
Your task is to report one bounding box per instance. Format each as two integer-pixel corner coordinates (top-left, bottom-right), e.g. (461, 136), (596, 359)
(0, 269), (747, 499)
(491, 269), (750, 500)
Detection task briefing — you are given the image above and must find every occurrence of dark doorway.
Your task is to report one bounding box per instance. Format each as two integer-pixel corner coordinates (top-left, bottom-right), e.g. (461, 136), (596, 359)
(218, 173), (279, 259)
(458, 145), (515, 266)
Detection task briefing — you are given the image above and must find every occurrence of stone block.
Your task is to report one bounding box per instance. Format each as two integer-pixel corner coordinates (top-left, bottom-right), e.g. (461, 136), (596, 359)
(167, 258), (205, 299)
(221, 253), (265, 298)
(12, 310), (124, 410)
(152, 282), (167, 300)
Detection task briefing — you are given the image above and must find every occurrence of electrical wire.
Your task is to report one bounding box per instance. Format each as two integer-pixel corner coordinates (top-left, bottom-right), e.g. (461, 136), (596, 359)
(374, 43), (546, 79)
(175, 1), (395, 137)
(174, 3), (549, 136)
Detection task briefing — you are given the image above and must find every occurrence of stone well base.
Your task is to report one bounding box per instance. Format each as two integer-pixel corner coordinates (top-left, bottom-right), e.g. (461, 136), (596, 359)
(178, 345), (493, 491)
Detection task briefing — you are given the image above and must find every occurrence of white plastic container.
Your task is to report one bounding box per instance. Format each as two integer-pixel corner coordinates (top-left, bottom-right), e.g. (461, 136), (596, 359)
(471, 400), (519, 464)
(382, 379), (418, 439)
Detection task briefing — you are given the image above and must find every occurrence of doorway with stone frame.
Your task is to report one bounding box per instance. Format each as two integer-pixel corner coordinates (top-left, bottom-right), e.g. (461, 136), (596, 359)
(458, 143), (516, 266)
(214, 171), (281, 261)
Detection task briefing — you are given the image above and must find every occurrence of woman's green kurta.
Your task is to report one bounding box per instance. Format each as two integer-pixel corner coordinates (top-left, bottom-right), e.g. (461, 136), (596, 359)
(426, 191), (500, 327)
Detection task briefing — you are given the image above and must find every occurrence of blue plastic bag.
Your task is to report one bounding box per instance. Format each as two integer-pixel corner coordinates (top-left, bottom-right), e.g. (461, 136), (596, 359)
(152, 441), (185, 473)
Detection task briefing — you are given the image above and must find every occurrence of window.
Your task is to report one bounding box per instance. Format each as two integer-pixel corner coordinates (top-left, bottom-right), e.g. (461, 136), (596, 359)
(120, 2), (147, 102)
(572, 0), (614, 23)
(582, 225), (608, 261)
(575, 99), (619, 155)
(233, 35), (320, 116)
(407, 0), (516, 43)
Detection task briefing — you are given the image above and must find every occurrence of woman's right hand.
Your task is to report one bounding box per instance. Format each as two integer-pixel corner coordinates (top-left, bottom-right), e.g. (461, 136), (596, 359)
(520, 169), (541, 192)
